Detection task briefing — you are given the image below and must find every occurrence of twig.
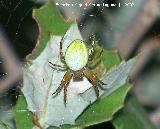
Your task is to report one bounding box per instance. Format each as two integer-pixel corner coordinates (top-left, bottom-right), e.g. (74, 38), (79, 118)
(0, 30), (22, 94)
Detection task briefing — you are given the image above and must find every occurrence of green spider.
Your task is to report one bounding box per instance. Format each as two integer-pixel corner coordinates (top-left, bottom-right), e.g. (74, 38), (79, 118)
(49, 35), (106, 103)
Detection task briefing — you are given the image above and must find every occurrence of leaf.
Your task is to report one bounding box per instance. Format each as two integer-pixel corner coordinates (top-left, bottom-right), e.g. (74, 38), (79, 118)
(75, 83), (131, 127)
(19, 1), (136, 128)
(23, 23), (90, 129)
(30, 0), (71, 59)
(71, 58), (135, 128)
(13, 95), (34, 129)
(102, 49), (121, 70)
(81, 58), (135, 103)
(22, 22), (135, 129)
(113, 93), (156, 129)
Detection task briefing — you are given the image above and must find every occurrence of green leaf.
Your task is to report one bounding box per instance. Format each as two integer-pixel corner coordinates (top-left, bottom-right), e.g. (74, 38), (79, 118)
(30, 0), (71, 59)
(113, 93), (156, 129)
(102, 49), (121, 70)
(13, 95), (34, 129)
(75, 83), (130, 127)
(22, 22), (135, 128)
(19, 1), (136, 128)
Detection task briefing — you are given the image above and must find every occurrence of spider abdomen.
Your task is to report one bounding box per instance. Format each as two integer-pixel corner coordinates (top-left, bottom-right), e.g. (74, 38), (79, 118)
(65, 39), (88, 71)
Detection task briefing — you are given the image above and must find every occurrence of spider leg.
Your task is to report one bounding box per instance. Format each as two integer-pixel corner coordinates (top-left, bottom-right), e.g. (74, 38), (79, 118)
(88, 34), (104, 68)
(83, 67), (107, 97)
(52, 84), (63, 96)
(88, 49), (103, 69)
(59, 34), (66, 63)
(52, 70), (73, 104)
(89, 34), (96, 61)
(49, 61), (67, 70)
(49, 34), (67, 70)
(97, 80), (107, 90)
(94, 82), (100, 97)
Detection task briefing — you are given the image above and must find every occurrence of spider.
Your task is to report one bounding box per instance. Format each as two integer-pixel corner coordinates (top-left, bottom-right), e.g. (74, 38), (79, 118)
(49, 34), (106, 104)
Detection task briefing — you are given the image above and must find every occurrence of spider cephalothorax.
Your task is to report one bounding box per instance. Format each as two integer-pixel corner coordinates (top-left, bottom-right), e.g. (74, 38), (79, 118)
(49, 35), (106, 103)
